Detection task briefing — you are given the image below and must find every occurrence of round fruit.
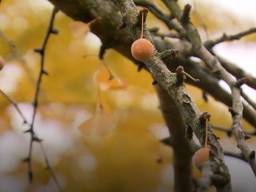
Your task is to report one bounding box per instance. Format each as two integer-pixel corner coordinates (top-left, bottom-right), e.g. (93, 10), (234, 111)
(192, 147), (210, 167)
(131, 38), (154, 62)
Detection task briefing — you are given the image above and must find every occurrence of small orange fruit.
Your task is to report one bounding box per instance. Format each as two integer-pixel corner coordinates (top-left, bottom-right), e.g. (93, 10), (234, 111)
(131, 38), (154, 62)
(192, 147), (210, 168)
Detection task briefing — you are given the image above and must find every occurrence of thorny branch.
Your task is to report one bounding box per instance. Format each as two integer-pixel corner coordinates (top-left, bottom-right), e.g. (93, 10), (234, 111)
(24, 6), (58, 183)
(0, 89), (62, 191)
(0, 7), (62, 191)
(17, 7), (63, 190)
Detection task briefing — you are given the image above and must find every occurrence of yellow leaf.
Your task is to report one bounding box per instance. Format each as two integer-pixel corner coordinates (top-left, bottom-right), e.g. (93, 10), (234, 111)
(94, 65), (127, 91)
(79, 111), (116, 144)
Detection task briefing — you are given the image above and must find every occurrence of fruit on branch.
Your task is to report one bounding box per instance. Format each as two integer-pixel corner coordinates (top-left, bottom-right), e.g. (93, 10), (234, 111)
(131, 9), (155, 62)
(192, 147), (210, 168)
(192, 115), (210, 168)
(131, 38), (154, 62)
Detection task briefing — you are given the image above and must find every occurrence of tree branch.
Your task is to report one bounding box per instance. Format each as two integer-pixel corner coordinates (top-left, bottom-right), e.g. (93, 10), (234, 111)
(24, 6), (59, 184)
(156, 85), (193, 192)
(43, 0), (256, 190)
(205, 27), (256, 49)
(0, 89), (62, 191)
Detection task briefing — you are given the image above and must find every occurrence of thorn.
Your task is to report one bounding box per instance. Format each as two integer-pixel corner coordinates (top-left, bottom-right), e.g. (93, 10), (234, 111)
(137, 63), (144, 72)
(222, 33), (228, 40)
(42, 69), (49, 76)
(24, 129), (32, 134)
(249, 151), (255, 160)
(51, 28), (59, 34)
(34, 48), (44, 55)
(33, 136), (43, 143)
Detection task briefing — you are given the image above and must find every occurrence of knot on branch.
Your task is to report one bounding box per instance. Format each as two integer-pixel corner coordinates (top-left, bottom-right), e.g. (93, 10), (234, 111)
(175, 66), (200, 85)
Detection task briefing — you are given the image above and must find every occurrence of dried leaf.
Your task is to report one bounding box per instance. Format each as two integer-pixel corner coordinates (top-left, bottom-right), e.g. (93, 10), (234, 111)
(94, 66), (127, 91)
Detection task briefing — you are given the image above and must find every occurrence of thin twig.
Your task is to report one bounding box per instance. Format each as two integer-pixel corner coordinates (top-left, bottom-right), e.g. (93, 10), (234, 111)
(205, 27), (256, 49)
(134, 0), (185, 35)
(0, 88), (63, 191)
(214, 54), (256, 91)
(24, 7), (59, 184)
(212, 125), (255, 138)
(241, 89), (256, 111)
(39, 143), (63, 192)
(0, 89), (28, 124)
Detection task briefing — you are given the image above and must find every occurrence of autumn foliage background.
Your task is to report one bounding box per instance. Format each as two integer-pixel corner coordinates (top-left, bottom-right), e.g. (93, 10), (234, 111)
(0, 0), (256, 191)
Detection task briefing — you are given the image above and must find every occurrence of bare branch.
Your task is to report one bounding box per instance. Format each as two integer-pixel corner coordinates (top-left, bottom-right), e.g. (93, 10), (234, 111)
(241, 90), (256, 111)
(212, 125), (255, 139)
(160, 0), (256, 185)
(0, 89), (28, 124)
(134, 0), (185, 35)
(216, 55), (256, 91)
(0, 89), (62, 191)
(24, 7), (59, 184)
(205, 27), (256, 49)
